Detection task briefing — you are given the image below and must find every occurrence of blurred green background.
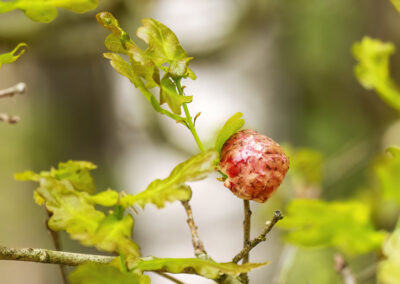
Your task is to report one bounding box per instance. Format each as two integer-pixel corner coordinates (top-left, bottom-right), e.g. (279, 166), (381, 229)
(1, 0), (400, 283)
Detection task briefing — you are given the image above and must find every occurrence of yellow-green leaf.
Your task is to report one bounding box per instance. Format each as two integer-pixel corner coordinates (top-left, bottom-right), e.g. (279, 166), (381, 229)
(121, 150), (217, 209)
(137, 18), (194, 78)
(215, 113), (245, 154)
(0, 0), (98, 23)
(160, 76), (192, 115)
(374, 146), (400, 206)
(0, 43), (27, 69)
(352, 37), (400, 112)
(391, 0), (400, 13)
(69, 263), (149, 284)
(279, 199), (386, 254)
(378, 219), (400, 284)
(133, 257), (268, 281)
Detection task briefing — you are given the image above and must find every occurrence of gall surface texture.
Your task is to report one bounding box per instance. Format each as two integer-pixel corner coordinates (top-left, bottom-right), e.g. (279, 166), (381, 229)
(219, 129), (289, 203)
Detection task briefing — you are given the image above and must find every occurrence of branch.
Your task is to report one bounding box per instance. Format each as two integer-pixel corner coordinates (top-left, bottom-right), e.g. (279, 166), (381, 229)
(232, 210), (283, 264)
(0, 113), (20, 124)
(239, 200), (252, 283)
(181, 200), (207, 257)
(334, 253), (357, 284)
(0, 82), (26, 99)
(0, 246), (114, 266)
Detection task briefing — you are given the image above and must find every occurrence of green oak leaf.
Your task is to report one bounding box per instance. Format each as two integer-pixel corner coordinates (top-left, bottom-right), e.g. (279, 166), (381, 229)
(69, 263), (150, 284)
(121, 150), (218, 209)
(0, 0), (98, 23)
(133, 257), (268, 281)
(15, 162), (140, 260)
(16, 160), (97, 193)
(279, 199), (386, 254)
(136, 18), (195, 79)
(0, 43), (27, 69)
(160, 76), (192, 115)
(353, 37), (400, 112)
(378, 218), (400, 284)
(215, 113), (245, 154)
(374, 146), (400, 206)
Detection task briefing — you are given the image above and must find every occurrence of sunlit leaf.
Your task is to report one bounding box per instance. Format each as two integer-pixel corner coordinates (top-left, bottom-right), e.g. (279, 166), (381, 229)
(353, 37), (400, 112)
(279, 199), (386, 254)
(375, 146), (400, 206)
(215, 113), (245, 154)
(0, 0), (98, 23)
(378, 219), (400, 284)
(15, 162), (140, 260)
(69, 263), (149, 284)
(160, 76), (192, 115)
(391, 0), (400, 13)
(121, 150), (218, 208)
(0, 43), (27, 69)
(133, 257), (268, 281)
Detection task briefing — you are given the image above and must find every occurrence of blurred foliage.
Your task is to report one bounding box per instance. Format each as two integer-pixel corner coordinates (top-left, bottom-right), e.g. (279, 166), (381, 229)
(0, 43), (27, 69)
(0, 0), (98, 23)
(378, 218), (400, 284)
(353, 37), (400, 112)
(374, 147), (400, 206)
(279, 199), (386, 255)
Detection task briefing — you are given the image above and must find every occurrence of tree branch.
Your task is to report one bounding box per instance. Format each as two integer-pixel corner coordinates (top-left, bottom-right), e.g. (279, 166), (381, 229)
(0, 246), (114, 266)
(181, 200), (207, 257)
(0, 82), (26, 99)
(239, 200), (252, 283)
(334, 253), (357, 284)
(232, 210), (283, 264)
(0, 113), (20, 124)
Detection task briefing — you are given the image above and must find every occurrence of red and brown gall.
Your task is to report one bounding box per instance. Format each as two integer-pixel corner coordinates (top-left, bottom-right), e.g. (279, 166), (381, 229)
(218, 129), (289, 203)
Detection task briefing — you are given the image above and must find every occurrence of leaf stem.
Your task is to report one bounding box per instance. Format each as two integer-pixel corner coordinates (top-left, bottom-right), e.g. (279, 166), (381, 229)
(232, 210), (283, 264)
(175, 78), (205, 152)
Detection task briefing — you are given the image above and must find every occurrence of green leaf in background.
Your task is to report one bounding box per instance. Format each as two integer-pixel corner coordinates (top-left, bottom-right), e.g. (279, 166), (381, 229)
(136, 18), (195, 79)
(391, 0), (400, 13)
(121, 150), (218, 209)
(279, 199), (386, 254)
(160, 76), (193, 115)
(215, 113), (245, 154)
(375, 146), (400, 206)
(0, 43), (27, 69)
(15, 162), (140, 260)
(353, 37), (400, 112)
(378, 218), (400, 284)
(0, 0), (98, 23)
(69, 263), (150, 284)
(133, 257), (268, 281)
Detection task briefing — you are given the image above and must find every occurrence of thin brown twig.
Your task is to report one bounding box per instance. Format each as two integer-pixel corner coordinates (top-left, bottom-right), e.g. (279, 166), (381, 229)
(239, 200), (252, 283)
(46, 211), (68, 284)
(0, 82), (26, 98)
(181, 200), (207, 257)
(334, 253), (357, 284)
(233, 210), (283, 264)
(155, 272), (185, 284)
(0, 113), (19, 124)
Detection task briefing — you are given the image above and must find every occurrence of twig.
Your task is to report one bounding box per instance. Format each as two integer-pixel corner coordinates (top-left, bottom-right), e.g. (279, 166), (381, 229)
(46, 211), (68, 284)
(155, 272), (185, 284)
(233, 210), (283, 264)
(0, 246), (114, 266)
(181, 200), (207, 257)
(0, 82), (26, 98)
(334, 253), (357, 284)
(0, 113), (19, 124)
(239, 200), (252, 283)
